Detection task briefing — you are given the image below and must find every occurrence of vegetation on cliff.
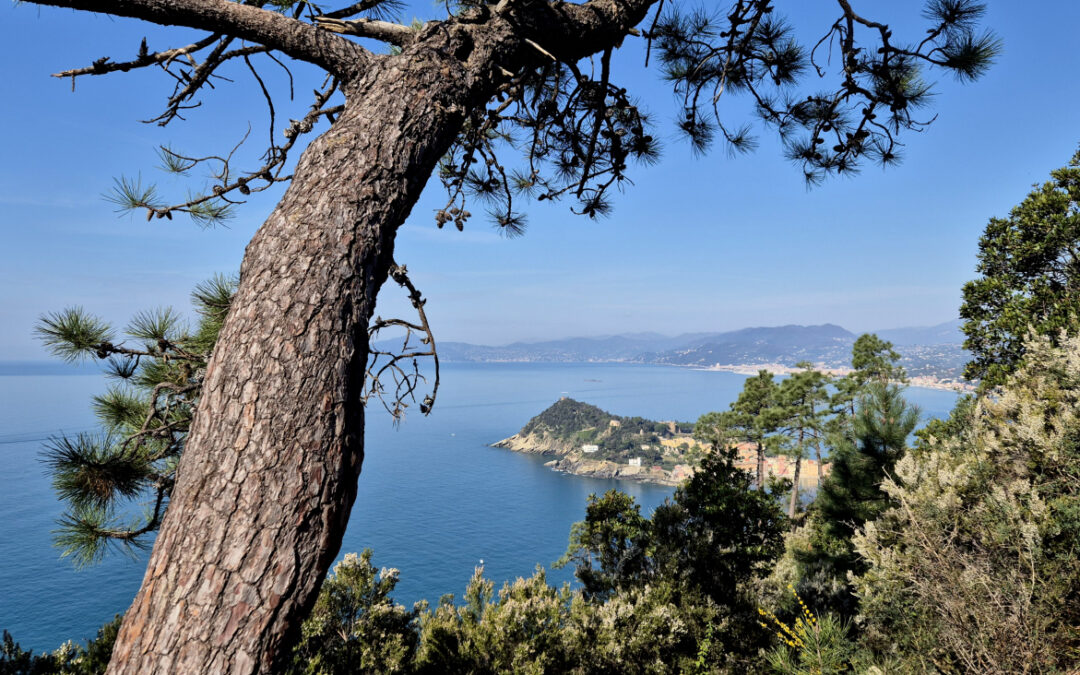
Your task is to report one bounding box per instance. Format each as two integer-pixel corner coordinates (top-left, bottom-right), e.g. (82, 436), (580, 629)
(507, 397), (696, 471)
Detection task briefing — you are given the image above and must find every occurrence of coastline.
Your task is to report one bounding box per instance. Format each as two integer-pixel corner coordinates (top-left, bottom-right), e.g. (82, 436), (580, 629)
(442, 358), (976, 393)
(492, 431), (686, 487)
(690, 363), (976, 393)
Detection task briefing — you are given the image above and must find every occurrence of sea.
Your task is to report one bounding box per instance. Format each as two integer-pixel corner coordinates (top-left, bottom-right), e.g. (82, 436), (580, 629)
(0, 362), (960, 651)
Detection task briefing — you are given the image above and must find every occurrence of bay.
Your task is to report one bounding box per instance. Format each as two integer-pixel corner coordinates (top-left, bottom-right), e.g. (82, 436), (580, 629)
(0, 362), (959, 650)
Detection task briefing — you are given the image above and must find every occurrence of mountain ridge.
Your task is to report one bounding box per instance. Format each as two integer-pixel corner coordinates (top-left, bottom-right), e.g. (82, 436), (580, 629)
(412, 320), (967, 379)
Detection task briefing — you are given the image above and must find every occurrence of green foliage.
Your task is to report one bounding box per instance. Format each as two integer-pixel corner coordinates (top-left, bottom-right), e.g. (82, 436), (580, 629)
(522, 398), (613, 439)
(694, 370), (778, 489)
(829, 334), (906, 427)
(853, 333), (1080, 672)
(414, 568), (575, 674)
(1, 615), (122, 675)
(815, 384), (918, 548)
(772, 365), (831, 519)
(961, 149), (1080, 388)
(125, 307), (181, 343)
(560, 450), (788, 605)
(410, 567), (741, 674)
(557, 490), (652, 600)
(850, 335), (906, 386)
(35, 308), (115, 363)
(559, 450), (787, 667)
(913, 393), (975, 452)
(103, 175), (165, 214)
(0, 631), (60, 675)
(67, 615), (122, 675)
(520, 398), (691, 464)
(763, 612), (860, 675)
(36, 276), (236, 565)
(45, 433), (150, 509)
(654, 451), (788, 608)
(103, 173), (233, 227)
(794, 384), (918, 616)
(291, 551), (417, 674)
(760, 592), (856, 675)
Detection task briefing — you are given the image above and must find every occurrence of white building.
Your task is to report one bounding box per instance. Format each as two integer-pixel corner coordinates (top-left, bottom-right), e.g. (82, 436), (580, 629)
(628, 457), (642, 467)
(582, 444), (599, 454)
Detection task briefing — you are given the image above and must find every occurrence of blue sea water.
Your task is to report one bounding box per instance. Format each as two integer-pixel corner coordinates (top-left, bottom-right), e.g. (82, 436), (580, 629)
(0, 363), (960, 651)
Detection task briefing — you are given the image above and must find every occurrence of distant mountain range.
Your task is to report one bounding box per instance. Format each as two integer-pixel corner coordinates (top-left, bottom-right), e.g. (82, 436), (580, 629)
(422, 320), (969, 379)
(3, 320), (968, 380)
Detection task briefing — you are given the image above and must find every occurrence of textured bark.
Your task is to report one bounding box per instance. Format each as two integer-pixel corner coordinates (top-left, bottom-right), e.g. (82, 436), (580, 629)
(788, 455), (802, 521)
(82, 2), (659, 672)
(756, 441), (766, 491)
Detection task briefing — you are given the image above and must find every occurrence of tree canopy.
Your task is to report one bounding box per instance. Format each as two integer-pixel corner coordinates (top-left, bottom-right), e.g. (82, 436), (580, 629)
(961, 148), (1080, 388)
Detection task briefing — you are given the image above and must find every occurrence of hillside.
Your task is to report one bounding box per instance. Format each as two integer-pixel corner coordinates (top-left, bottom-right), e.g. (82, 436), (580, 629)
(645, 324), (856, 367)
(493, 398), (698, 486)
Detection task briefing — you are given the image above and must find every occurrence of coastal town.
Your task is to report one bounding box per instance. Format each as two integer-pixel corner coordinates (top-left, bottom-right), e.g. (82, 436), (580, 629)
(699, 363), (975, 393)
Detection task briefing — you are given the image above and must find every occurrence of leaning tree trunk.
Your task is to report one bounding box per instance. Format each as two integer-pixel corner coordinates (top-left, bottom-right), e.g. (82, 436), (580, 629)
(107, 50), (473, 674)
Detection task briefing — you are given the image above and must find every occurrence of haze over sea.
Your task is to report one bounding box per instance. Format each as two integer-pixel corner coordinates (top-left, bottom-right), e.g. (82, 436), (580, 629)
(0, 362), (959, 650)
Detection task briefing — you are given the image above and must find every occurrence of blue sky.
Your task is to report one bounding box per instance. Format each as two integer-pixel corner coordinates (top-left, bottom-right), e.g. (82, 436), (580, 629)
(2, 2), (1079, 359)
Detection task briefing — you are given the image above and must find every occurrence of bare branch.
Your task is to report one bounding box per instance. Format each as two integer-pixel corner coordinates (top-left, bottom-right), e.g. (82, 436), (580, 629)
(24, 0), (369, 77)
(53, 33), (219, 79)
(365, 263), (440, 421)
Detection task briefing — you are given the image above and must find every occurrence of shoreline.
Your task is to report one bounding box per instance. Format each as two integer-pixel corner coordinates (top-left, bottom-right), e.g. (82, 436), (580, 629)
(679, 363), (976, 393)
(492, 432), (686, 487)
(440, 358), (975, 393)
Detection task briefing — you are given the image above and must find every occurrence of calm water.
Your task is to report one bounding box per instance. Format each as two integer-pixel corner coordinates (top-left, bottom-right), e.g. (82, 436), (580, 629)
(0, 363), (959, 650)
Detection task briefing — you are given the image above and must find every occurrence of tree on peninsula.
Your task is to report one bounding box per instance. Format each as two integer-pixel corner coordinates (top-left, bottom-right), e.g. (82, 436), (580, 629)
(14, 0), (997, 671)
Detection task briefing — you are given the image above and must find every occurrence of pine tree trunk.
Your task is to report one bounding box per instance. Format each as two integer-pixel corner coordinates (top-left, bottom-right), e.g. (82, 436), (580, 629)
(756, 441), (766, 491)
(107, 51), (472, 675)
(788, 455), (802, 521)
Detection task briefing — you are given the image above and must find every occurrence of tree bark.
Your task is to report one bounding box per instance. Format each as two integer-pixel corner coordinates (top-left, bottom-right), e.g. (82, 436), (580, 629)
(107, 47), (474, 675)
(756, 441), (766, 491)
(788, 456), (802, 521)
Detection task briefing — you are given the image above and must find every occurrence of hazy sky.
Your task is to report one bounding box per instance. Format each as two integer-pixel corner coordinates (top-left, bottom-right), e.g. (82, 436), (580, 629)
(2, 2), (1079, 359)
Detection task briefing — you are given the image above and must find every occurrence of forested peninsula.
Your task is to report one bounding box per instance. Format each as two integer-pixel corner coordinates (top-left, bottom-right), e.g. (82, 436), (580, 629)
(493, 398), (702, 486)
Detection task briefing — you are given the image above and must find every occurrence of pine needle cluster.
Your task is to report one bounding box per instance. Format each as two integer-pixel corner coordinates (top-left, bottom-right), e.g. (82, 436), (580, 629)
(35, 275), (236, 566)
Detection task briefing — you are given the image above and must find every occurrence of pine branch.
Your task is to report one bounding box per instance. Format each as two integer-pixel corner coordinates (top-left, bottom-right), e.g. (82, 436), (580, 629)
(35, 308), (115, 362)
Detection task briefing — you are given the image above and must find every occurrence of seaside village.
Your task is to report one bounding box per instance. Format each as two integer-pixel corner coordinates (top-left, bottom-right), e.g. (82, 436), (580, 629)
(580, 417), (830, 489)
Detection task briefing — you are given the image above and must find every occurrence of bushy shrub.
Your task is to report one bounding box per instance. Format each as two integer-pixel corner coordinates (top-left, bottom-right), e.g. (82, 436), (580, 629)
(854, 333), (1080, 672)
(290, 550), (418, 674)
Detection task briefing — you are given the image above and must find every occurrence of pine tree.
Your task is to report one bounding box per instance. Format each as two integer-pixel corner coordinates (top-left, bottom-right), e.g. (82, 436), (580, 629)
(815, 384), (918, 546)
(11, 0), (997, 668)
(799, 382), (918, 615)
(772, 364), (830, 521)
(695, 370), (778, 490)
(830, 333), (906, 421)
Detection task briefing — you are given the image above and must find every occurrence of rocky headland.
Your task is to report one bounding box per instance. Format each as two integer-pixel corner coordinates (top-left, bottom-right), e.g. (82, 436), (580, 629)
(492, 398), (698, 487)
